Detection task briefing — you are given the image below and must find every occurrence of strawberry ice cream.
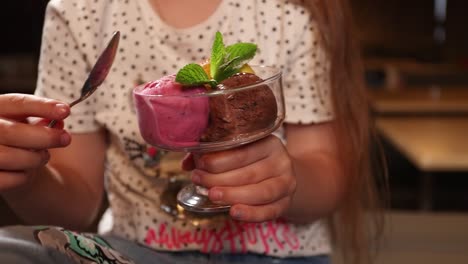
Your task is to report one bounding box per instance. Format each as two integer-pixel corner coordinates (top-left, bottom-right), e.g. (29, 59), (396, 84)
(133, 75), (209, 148)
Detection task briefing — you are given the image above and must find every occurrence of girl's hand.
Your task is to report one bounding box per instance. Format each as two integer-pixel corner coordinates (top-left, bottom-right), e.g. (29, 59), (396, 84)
(183, 135), (296, 222)
(0, 94), (71, 193)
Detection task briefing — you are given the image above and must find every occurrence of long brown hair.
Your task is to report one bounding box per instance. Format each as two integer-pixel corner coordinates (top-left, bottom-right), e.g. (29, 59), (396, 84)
(303, 0), (386, 263)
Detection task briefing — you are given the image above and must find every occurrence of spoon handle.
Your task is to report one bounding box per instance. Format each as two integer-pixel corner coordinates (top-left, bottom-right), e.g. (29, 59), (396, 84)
(48, 120), (58, 128)
(47, 98), (83, 128)
(46, 31), (120, 128)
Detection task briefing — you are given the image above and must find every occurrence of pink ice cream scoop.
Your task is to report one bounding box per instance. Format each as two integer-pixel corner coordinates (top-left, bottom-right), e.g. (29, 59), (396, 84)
(133, 75), (209, 149)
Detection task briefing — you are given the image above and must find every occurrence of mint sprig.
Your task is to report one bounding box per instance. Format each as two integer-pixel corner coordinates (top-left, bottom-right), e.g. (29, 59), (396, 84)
(176, 31), (257, 88)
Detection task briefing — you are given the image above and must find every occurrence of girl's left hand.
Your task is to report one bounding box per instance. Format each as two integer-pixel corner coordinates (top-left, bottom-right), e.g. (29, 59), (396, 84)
(182, 135), (296, 222)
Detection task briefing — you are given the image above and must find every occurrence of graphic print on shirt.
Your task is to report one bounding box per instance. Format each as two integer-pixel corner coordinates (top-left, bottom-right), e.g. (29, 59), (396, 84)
(143, 219), (301, 254)
(33, 226), (134, 264)
(123, 137), (171, 178)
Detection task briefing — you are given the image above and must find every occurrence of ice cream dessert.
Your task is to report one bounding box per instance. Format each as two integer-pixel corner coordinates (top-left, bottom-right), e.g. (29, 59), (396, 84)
(201, 72), (277, 142)
(133, 75), (209, 147)
(133, 32), (280, 150)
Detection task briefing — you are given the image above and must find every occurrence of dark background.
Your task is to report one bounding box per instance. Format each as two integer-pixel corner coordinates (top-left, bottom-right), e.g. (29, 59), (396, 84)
(0, 1), (48, 54)
(0, 0), (467, 226)
(353, 0), (468, 63)
(0, 0), (48, 94)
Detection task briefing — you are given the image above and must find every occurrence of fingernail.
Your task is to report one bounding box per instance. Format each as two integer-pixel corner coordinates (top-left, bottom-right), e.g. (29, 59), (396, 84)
(210, 189), (223, 201)
(60, 132), (71, 145)
(56, 104), (68, 115)
(232, 208), (242, 219)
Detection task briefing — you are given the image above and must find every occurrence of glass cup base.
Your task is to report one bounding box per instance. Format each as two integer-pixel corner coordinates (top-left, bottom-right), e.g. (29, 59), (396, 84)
(177, 184), (231, 213)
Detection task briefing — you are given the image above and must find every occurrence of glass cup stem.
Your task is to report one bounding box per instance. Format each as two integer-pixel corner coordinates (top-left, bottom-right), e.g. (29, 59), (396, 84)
(177, 183), (230, 213)
(195, 185), (209, 196)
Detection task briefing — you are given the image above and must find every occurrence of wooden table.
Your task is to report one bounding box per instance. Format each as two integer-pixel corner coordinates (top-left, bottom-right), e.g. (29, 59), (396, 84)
(376, 117), (468, 209)
(368, 87), (468, 114)
(377, 117), (468, 171)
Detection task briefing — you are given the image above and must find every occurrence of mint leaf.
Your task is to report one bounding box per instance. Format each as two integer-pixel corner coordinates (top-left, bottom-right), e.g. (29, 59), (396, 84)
(175, 63), (216, 87)
(212, 42), (257, 82)
(224, 43), (257, 70)
(215, 67), (240, 83)
(210, 32), (225, 80)
(216, 56), (246, 81)
(175, 32), (258, 87)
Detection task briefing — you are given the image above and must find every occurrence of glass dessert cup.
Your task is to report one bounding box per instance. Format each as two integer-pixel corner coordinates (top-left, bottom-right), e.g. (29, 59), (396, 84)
(133, 66), (285, 213)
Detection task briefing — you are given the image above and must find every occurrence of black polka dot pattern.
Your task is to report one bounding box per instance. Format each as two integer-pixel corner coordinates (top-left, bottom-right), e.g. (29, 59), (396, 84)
(35, 0), (332, 257)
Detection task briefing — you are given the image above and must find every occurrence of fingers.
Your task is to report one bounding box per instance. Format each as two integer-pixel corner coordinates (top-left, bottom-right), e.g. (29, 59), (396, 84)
(208, 174), (295, 206)
(0, 119), (71, 149)
(0, 146), (50, 170)
(32, 118), (65, 129)
(0, 171), (29, 192)
(229, 196), (291, 222)
(191, 156), (275, 188)
(194, 136), (281, 173)
(188, 135), (295, 222)
(0, 93), (70, 120)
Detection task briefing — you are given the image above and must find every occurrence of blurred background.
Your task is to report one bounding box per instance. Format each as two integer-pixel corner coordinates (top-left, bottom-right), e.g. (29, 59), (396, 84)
(0, 0), (467, 263)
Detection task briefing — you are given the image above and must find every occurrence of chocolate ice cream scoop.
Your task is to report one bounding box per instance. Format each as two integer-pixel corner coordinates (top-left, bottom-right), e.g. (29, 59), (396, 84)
(201, 72), (278, 142)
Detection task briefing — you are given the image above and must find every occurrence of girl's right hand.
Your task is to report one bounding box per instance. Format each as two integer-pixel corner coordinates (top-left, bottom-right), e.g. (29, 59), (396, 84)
(0, 93), (71, 193)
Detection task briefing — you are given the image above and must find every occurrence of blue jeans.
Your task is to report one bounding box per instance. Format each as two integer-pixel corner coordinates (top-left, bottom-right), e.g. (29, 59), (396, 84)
(0, 226), (330, 264)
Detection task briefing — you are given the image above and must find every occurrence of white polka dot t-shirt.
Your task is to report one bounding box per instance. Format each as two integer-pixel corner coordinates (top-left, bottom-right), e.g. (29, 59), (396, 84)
(36, 0), (333, 258)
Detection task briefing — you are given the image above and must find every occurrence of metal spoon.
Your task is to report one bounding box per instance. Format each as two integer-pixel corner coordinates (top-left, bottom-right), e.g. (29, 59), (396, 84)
(48, 31), (121, 127)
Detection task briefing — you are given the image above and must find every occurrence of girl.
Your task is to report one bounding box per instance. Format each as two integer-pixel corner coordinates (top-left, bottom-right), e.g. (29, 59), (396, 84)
(0, 0), (382, 263)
